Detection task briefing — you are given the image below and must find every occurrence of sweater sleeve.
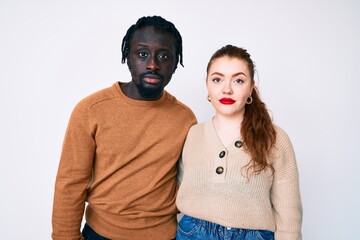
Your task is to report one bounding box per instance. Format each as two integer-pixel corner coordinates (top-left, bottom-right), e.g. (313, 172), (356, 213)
(270, 128), (303, 240)
(52, 101), (96, 240)
(177, 157), (184, 185)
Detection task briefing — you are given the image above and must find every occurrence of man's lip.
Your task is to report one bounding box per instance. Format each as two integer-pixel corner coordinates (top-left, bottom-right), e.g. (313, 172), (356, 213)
(143, 74), (161, 84)
(219, 98), (236, 104)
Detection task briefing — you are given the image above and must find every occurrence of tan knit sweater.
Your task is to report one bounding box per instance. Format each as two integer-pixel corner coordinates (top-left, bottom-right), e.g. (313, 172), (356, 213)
(52, 82), (197, 240)
(176, 120), (302, 240)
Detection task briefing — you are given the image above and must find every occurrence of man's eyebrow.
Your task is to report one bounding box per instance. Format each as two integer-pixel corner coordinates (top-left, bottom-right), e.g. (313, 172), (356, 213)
(134, 43), (172, 50)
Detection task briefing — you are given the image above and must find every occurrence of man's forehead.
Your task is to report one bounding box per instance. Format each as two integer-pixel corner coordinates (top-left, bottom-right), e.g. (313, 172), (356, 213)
(130, 26), (175, 46)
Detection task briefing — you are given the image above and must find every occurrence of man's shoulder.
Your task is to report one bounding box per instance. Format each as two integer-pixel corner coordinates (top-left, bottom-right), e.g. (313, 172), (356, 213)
(164, 91), (195, 114)
(77, 83), (118, 108)
(163, 92), (197, 124)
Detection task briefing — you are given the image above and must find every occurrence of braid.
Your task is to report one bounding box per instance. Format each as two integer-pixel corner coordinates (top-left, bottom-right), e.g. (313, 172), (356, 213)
(121, 16), (183, 67)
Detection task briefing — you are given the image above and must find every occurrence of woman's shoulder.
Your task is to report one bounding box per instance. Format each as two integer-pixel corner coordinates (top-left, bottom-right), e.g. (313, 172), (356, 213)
(185, 121), (214, 144)
(187, 122), (206, 136)
(273, 124), (292, 146)
(187, 119), (213, 135)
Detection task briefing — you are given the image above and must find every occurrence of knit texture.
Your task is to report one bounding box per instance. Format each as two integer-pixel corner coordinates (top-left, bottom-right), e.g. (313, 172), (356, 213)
(176, 119), (302, 240)
(52, 82), (197, 240)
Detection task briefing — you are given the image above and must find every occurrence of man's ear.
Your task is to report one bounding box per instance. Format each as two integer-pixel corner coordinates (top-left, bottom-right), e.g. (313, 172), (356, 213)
(173, 58), (179, 73)
(126, 56), (132, 71)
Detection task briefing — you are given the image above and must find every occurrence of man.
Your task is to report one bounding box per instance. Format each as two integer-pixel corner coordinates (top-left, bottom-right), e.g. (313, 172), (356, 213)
(52, 16), (197, 240)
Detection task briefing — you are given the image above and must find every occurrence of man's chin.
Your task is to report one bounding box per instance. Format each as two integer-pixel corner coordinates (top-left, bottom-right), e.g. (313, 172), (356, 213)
(138, 86), (163, 99)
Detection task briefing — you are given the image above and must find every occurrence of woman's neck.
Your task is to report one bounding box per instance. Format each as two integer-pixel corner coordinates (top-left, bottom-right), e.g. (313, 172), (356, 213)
(212, 114), (243, 147)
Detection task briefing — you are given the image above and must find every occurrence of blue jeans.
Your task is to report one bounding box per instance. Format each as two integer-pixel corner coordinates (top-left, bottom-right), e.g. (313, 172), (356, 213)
(176, 215), (274, 240)
(82, 223), (110, 240)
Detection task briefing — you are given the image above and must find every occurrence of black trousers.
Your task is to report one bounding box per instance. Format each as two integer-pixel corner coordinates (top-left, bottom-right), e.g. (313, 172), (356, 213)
(82, 223), (176, 240)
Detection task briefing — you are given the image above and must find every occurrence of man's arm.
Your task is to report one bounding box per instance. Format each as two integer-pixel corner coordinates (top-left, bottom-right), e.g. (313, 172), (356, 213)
(52, 103), (95, 240)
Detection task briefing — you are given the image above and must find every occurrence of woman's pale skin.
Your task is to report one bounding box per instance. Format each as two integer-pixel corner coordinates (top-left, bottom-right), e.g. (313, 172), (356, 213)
(206, 56), (254, 147)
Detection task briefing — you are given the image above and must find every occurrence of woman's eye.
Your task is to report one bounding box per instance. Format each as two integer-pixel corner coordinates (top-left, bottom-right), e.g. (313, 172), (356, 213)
(234, 79), (244, 84)
(212, 78), (221, 83)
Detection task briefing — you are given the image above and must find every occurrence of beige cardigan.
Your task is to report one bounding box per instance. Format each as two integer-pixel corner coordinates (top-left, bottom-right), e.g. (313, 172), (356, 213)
(176, 120), (302, 240)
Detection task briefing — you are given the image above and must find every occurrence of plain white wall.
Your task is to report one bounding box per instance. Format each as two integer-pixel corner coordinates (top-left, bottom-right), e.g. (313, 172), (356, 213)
(1, 0), (359, 239)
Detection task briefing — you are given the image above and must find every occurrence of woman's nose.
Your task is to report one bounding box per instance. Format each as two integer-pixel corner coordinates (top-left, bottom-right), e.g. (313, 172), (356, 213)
(222, 82), (233, 94)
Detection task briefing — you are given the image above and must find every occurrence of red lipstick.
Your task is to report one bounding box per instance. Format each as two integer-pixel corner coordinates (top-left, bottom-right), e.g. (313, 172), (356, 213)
(219, 98), (235, 104)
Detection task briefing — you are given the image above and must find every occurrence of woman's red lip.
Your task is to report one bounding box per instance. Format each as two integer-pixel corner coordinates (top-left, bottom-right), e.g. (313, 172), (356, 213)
(219, 98), (235, 104)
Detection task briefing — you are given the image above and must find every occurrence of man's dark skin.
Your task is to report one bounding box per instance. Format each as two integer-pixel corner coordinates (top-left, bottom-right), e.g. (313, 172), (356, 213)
(52, 16), (191, 240)
(121, 25), (177, 101)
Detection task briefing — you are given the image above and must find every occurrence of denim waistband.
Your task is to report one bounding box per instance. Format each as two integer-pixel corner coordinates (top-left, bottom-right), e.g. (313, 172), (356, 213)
(192, 216), (248, 234)
(177, 215), (274, 240)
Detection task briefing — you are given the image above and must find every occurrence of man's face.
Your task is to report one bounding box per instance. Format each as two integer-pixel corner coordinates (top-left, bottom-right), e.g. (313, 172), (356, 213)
(127, 26), (177, 100)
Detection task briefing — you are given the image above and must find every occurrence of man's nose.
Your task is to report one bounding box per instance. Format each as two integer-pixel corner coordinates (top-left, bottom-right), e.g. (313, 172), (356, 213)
(146, 56), (159, 71)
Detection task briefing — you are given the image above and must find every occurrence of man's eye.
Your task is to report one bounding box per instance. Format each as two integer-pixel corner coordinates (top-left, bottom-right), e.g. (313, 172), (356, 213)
(138, 52), (148, 57)
(159, 54), (168, 60)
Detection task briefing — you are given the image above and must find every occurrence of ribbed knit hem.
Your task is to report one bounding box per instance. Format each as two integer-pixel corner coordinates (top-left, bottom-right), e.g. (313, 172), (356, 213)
(86, 207), (177, 240)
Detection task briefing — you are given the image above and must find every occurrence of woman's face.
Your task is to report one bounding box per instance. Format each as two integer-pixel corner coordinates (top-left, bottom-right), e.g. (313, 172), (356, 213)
(206, 56), (254, 118)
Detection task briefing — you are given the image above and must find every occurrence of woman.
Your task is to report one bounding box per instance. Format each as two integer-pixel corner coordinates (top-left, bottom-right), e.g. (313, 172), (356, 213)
(176, 45), (302, 240)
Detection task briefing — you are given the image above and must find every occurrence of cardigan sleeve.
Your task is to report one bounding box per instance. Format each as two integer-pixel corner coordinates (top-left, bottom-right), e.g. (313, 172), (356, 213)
(270, 127), (303, 240)
(52, 101), (96, 240)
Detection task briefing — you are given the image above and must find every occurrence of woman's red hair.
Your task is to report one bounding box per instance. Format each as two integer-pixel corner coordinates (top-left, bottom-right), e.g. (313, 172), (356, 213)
(207, 45), (276, 175)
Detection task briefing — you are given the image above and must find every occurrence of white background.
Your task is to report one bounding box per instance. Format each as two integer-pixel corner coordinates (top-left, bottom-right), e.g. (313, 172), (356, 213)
(1, 0), (359, 239)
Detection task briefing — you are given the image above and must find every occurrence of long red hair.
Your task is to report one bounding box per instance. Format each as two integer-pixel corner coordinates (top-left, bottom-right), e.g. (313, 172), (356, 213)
(206, 45), (276, 175)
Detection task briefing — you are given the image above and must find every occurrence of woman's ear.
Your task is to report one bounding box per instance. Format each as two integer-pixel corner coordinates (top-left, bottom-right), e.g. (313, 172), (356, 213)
(250, 82), (255, 94)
